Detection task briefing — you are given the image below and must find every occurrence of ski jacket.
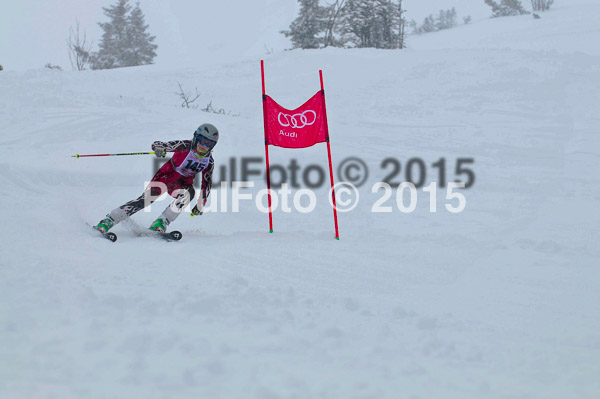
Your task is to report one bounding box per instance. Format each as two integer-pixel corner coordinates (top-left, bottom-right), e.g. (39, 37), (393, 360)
(151, 140), (214, 202)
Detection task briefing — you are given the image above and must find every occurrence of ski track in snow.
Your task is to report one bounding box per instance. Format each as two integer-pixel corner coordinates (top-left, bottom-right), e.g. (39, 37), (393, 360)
(1, 1), (600, 398)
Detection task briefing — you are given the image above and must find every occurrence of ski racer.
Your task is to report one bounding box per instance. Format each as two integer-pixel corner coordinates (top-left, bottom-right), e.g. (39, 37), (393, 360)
(95, 123), (218, 234)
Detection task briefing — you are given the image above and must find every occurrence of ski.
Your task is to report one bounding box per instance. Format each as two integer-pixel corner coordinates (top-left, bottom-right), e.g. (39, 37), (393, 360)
(138, 229), (183, 241)
(157, 230), (183, 241)
(93, 226), (117, 242)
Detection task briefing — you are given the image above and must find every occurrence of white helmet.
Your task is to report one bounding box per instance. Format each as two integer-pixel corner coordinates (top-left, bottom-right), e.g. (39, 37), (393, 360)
(193, 123), (219, 148)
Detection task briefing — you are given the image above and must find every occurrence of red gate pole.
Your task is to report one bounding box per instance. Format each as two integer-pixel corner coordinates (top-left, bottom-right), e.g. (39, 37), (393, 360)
(261, 60), (274, 233)
(319, 70), (340, 240)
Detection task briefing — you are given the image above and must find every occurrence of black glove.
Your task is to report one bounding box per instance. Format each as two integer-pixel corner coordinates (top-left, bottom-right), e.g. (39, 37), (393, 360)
(191, 205), (203, 216)
(153, 144), (166, 158)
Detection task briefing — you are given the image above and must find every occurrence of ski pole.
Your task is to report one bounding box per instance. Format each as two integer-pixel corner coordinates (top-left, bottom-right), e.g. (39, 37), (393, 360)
(72, 152), (155, 158)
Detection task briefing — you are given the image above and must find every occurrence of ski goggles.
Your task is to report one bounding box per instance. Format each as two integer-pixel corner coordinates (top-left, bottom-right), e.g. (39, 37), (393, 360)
(196, 136), (217, 149)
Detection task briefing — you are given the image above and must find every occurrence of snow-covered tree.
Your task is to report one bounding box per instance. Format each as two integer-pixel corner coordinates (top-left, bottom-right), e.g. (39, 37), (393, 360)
(398, 0), (406, 49)
(373, 0), (401, 49)
(410, 15), (435, 34)
(485, 0), (529, 17)
(281, 0), (406, 49)
(91, 0), (157, 70)
(411, 8), (458, 34)
(339, 0), (401, 48)
(436, 8), (457, 30)
(531, 0), (554, 12)
(91, 0), (130, 69)
(323, 0), (347, 48)
(123, 2), (158, 66)
(339, 0), (376, 47)
(281, 0), (326, 49)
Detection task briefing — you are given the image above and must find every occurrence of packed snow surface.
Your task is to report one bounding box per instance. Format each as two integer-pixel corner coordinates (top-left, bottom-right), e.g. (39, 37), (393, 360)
(1, 1), (599, 398)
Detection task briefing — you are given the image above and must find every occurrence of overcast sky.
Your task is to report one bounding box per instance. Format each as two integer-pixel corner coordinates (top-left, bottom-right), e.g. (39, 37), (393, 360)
(0, 0), (490, 71)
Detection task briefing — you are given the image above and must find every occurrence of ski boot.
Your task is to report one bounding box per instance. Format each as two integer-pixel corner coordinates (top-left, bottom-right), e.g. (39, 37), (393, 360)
(149, 217), (170, 233)
(96, 215), (115, 233)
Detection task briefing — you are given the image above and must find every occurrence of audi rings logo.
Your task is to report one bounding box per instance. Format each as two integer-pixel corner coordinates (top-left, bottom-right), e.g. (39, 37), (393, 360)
(278, 110), (317, 129)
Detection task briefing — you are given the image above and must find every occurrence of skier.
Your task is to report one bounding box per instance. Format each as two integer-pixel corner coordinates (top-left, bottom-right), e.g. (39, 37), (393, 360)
(95, 123), (218, 234)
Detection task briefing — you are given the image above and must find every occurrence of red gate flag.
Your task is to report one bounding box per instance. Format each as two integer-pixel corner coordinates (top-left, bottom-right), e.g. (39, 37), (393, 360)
(263, 92), (328, 148)
(261, 60), (339, 239)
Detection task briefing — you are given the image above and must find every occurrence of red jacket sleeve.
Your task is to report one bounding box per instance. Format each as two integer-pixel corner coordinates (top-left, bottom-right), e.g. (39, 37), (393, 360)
(152, 140), (192, 152)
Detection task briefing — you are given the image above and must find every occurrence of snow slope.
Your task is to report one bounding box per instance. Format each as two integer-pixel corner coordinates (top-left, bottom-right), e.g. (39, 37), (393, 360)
(1, 1), (599, 398)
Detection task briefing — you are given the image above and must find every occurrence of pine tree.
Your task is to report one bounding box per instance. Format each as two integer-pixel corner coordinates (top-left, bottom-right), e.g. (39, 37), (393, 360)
(485, 0), (529, 17)
(281, 0), (406, 50)
(281, 0), (325, 49)
(531, 0), (554, 12)
(419, 15), (436, 33)
(373, 0), (400, 49)
(340, 0), (375, 47)
(123, 2), (158, 66)
(91, 0), (157, 69)
(436, 8), (457, 30)
(91, 0), (129, 69)
(339, 0), (400, 48)
(504, 0), (529, 15)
